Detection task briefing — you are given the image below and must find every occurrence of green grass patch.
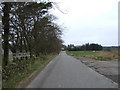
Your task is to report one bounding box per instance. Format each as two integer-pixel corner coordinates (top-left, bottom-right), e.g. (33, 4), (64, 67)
(2, 54), (57, 88)
(67, 51), (99, 56)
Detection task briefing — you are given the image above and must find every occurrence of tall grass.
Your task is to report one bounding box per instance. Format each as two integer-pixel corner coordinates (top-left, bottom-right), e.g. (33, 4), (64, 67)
(2, 54), (56, 88)
(67, 50), (118, 60)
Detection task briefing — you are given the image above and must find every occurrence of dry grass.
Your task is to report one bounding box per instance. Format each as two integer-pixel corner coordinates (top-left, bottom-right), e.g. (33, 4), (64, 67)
(67, 50), (118, 60)
(3, 54), (57, 88)
(86, 50), (118, 60)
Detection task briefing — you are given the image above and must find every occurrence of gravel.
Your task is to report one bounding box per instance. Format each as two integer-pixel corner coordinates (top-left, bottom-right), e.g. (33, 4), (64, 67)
(75, 56), (119, 83)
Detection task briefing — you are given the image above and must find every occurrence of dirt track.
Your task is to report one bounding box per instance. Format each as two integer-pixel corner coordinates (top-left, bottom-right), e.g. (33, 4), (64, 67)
(75, 56), (119, 83)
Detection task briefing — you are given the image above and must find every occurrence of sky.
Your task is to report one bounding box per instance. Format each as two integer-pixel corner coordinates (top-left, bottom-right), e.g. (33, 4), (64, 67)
(50, 0), (119, 46)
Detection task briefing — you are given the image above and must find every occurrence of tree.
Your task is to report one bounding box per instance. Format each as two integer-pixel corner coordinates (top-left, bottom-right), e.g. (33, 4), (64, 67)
(81, 43), (103, 51)
(8, 2), (52, 57)
(1, 2), (63, 64)
(89, 43), (103, 51)
(65, 43), (103, 51)
(2, 3), (11, 65)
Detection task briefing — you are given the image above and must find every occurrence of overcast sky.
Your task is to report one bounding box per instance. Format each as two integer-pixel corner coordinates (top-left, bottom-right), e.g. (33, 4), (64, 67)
(50, 0), (119, 46)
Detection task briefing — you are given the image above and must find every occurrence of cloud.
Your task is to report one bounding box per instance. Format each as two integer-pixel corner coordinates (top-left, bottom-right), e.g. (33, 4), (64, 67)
(50, 0), (119, 46)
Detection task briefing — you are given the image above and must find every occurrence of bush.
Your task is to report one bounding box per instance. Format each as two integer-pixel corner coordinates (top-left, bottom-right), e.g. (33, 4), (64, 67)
(2, 58), (35, 82)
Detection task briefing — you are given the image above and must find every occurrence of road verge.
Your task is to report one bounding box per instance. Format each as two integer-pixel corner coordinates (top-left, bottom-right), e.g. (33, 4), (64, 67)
(3, 54), (57, 88)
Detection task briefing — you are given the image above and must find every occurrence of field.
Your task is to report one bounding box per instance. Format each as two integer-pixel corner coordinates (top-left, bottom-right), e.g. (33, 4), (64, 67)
(67, 50), (118, 60)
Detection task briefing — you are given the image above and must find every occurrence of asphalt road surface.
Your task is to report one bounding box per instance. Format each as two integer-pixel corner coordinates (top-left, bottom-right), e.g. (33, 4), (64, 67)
(26, 51), (118, 88)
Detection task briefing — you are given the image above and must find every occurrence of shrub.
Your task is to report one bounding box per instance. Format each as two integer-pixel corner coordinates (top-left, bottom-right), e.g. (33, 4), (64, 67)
(2, 58), (35, 82)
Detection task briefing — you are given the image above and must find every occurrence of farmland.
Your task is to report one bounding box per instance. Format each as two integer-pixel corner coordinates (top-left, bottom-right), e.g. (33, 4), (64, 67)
(67, 50), (118, 60)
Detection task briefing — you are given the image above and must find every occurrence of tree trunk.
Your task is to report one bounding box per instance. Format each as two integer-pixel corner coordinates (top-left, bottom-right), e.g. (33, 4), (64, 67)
(2, 3), (11, 65)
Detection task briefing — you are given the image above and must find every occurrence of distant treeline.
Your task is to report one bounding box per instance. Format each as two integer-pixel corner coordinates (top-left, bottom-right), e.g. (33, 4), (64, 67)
(103, 46), (118, 50)
(63, 43), (119, 51)
(63, 43), (103, 51)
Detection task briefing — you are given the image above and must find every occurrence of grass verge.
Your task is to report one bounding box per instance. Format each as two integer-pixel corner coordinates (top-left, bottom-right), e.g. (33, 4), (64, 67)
(67, 50), (118, 60)
(2, 54), (57, 88)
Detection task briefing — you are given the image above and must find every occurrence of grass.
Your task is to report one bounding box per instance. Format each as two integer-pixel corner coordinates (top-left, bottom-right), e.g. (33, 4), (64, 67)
(2, 54), (57, 88)
(67, 50), (118, 60)
(67, 51), (99, 56)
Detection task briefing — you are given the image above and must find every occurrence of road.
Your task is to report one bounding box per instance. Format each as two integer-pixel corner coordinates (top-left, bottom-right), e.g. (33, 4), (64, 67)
(26, 51), (118, 88)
